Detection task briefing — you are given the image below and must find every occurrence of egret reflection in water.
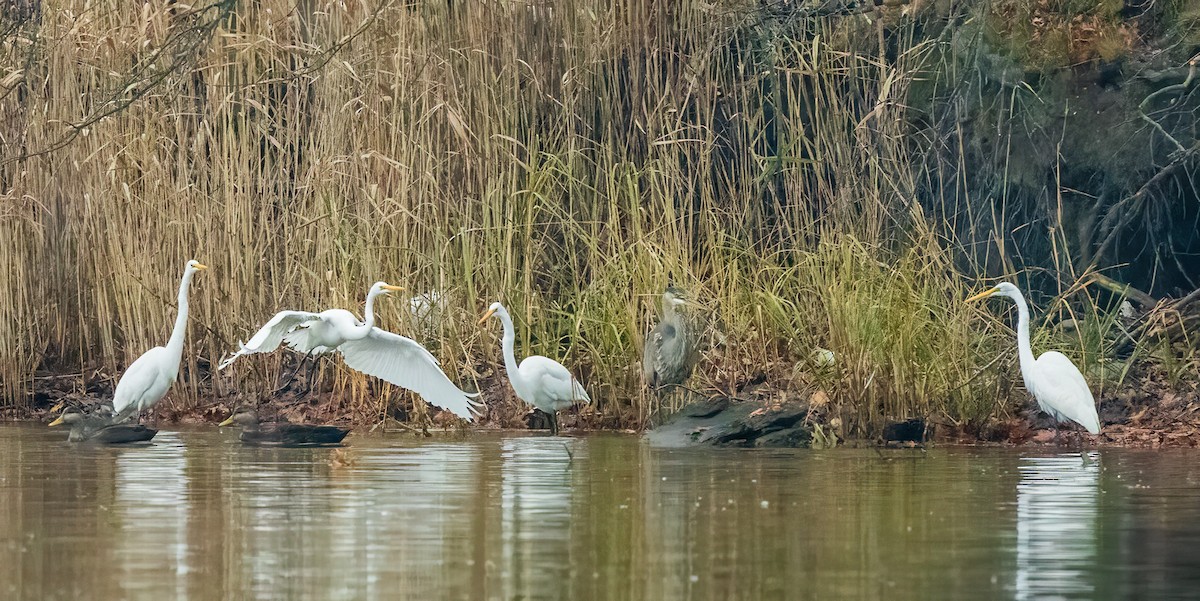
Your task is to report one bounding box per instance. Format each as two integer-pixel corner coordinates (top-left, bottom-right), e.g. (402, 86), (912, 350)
(11, 428), (1200, 601)
(499, 437), (583, 597)
(1015, 452), (1101, 600)
(113, 433), (191, 598)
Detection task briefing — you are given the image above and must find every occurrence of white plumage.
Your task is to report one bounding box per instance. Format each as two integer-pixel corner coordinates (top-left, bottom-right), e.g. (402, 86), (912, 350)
(968, 282), (1101, 436)
(478, 301), (589, 435)
(1027, 351), (1100, 434)
(112, 260), (208, 421)
(220, 282), (480, 421)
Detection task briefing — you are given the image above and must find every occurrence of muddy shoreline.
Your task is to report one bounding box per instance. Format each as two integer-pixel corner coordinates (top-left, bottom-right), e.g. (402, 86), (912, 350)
(7, 367), (1199, 449)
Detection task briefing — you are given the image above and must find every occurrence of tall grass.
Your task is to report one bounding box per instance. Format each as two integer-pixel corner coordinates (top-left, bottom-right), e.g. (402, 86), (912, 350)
(2, 1), (1176, 434)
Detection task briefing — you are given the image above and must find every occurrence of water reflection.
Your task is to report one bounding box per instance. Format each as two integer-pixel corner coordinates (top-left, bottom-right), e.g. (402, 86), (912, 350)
(498, 437), (582, 599)
(1015, 452), (1100, 600)
(4, 426), (1200, 600)
(113, 433), (190, 599)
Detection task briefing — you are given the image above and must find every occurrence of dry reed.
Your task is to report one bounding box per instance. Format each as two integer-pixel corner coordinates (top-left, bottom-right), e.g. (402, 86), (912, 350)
(1, 1), (1177, 435)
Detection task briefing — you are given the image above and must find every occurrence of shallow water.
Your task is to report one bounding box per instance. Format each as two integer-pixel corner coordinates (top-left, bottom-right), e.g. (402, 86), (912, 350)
(2, 425), (1199, 600)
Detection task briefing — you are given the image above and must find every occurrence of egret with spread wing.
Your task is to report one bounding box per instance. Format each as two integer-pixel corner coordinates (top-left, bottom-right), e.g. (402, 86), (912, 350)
(478, 302), (590, 435)
(968, 282), (1101, 437)
(111, 260), (207, 422)
(219, 281), (481, 421)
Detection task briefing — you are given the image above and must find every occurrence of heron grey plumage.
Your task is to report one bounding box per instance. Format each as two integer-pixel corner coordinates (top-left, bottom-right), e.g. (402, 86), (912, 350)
(643, 286), (700, 391)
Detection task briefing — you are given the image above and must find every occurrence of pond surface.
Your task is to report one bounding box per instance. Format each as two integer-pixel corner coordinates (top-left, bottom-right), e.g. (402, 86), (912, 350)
(2, 424), (1199, 600)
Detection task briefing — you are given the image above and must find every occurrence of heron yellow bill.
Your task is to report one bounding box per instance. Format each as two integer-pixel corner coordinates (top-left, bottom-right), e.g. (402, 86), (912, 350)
(48, 415), (65, 427)
(218, 416), (234, 427)
(966, 287), (999, 303)
(381, 284), (403, 292)
(193, 262), (209, 270)
(478, 308), (497, 324)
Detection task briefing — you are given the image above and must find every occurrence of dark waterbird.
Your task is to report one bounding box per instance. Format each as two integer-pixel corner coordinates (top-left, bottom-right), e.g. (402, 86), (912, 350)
(643, 285), (701, 392)
(219, 408), (350, 446)
(49, 408), (158, 444)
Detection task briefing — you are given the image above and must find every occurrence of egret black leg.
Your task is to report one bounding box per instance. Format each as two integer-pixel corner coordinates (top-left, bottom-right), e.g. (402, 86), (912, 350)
(302, 354), (319, 396)
(550, 411), (559, 436)
(275, 350), (315, 394)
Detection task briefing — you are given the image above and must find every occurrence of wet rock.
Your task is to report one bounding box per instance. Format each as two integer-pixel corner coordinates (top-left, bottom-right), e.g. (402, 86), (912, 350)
(882, 418), (926, 443)
(646, 397), (815, 448)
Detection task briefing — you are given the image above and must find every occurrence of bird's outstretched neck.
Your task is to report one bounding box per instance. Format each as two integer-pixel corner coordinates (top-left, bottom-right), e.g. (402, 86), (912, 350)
(1010, 289), (1037, 383)
(165, 267), (197, 360)
(363, 289), (380, 328)
(351, 287), (386, 341)
(497, 309), (524, 390)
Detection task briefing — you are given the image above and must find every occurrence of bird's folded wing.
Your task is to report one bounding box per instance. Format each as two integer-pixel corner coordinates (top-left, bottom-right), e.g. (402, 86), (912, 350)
(1034, 351), (1100, 433)
(218, 310), (320, 370)
(526, 356), (591, 404)
(339, 328), (482, 420)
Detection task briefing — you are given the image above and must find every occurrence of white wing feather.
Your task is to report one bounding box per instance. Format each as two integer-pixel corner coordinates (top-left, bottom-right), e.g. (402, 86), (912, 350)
(282, 327), (333, 355)
(338, 328), (481, 420)
(218, 310), (320, 370)
(1031, 351), (1100, 434)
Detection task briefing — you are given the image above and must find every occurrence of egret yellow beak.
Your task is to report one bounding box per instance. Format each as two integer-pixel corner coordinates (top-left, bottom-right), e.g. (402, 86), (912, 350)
(381, 284), (403, 292)
(478, 308), (497, 324)
(966, 287), (998, 303)
(218, 416), (234, 427)
(193, 262), (209, 270)
(48, 415), (65, 427)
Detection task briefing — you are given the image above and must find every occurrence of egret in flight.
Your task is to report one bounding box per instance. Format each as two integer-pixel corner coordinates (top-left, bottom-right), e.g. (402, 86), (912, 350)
(643, 285), (700, 391)
(219, 281), (481, 421)
(111, 260), (208, 422)
(968, 282), (1100, 437)
(478, 302), (590, 435)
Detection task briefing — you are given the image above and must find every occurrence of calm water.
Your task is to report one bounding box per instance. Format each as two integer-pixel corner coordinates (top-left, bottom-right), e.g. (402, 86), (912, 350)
(2, 425), (1199, 600)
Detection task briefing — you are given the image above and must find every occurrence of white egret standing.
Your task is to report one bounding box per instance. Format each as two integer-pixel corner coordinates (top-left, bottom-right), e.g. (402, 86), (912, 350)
(968, 282), (1100, 437)
(219, 282), (480, 421)
(111, 260), (207, 422)
(478, 302), (590, 435)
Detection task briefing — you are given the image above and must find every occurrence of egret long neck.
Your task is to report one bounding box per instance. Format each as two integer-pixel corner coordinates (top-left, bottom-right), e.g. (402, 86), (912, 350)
(498, 311), (523, 385)
(165, 270), (195, 359)
(1011, 291), (1037, 380)
(363, 291), (379, 328)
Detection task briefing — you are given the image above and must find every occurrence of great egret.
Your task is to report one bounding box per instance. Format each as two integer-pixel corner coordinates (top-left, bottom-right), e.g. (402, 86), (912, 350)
(218, 281), (481, 421)
(408, 290), (448, 328)
(50, 408), (158, 443)
(478, 302), (590, 435)
(643, 285), (700, 391)
(111, 259), (208, 422)
(968, 282), (1101, 436)
(219, 407), (349, 446)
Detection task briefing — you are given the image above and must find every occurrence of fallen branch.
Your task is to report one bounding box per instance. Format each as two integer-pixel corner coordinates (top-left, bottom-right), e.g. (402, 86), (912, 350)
(1087, 273), (1158, 309)
(1138, 56), (1198, 155)
(1176, 287), (1200, 312)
